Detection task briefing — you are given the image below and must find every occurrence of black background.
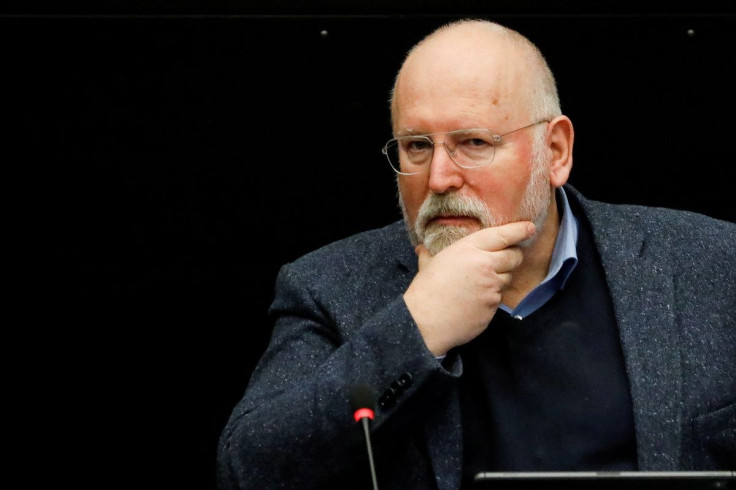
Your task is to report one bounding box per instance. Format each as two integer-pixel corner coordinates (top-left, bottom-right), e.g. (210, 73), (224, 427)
(3, 2), (734, 488)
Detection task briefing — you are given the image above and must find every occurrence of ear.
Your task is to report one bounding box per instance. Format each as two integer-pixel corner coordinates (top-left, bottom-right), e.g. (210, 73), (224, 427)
(546, 115), (574, 188)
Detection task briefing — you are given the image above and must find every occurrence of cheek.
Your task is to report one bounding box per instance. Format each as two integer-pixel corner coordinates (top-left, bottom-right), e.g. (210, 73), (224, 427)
(398, 178), (428, 224)
(470, 156), (534, 213)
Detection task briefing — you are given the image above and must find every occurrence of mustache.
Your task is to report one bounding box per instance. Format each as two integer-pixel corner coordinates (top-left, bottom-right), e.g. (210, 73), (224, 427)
(416, 193), (492, 232)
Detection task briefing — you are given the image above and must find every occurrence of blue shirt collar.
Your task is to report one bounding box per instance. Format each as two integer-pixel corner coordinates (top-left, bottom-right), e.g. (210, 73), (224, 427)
(543, 187), (579, 290)
(499, 187), (579, 318)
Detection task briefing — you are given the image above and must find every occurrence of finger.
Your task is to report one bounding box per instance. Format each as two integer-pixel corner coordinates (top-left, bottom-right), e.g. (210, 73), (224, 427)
(466, 221), (536, 251)
(493, 246), (525, 273)
(496, 271), (514, 287)
(415, 244), (432, 269)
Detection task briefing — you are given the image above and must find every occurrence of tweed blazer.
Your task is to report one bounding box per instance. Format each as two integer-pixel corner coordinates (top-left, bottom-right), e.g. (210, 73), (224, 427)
(217, 185), (736, 490)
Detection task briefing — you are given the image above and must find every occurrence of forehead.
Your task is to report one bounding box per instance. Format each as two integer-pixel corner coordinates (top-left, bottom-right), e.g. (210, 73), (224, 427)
(394, 90), (511, 135)
(393, 27), (531, 132)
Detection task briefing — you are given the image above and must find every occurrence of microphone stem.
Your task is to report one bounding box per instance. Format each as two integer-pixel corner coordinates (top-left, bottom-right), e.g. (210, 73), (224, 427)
(361, 417), (379, 490)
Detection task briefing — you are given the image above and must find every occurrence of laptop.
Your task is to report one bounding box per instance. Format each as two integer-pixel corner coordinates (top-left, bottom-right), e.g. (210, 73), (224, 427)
(473, 471), (736, 489)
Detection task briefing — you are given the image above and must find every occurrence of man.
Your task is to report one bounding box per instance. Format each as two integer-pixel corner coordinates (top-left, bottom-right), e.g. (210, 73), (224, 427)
(217, 19), (735, 490)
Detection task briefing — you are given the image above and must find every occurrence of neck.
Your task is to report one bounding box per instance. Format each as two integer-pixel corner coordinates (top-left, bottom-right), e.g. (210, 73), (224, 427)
(502, 196), (560, 309)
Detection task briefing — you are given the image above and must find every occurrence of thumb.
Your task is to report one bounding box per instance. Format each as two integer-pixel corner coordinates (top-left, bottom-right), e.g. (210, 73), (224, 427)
(415, 244), (432, 269)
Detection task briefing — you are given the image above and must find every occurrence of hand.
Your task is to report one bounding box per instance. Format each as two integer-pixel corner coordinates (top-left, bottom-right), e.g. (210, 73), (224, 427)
(403, 221), (536, 357)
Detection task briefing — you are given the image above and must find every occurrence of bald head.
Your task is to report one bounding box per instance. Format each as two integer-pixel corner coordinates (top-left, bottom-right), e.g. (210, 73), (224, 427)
(390, 19), (560, 133)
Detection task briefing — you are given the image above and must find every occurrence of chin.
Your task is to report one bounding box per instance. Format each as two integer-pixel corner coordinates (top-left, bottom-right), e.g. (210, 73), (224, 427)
(518, 204), (549, 249)
(421, 224), (475, 255)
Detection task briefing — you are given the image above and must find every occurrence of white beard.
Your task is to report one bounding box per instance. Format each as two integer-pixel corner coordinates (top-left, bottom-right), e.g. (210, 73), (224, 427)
(399, 136), (552, 255)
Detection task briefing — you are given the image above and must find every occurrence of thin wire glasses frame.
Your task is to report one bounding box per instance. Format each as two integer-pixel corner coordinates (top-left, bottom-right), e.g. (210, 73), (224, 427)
(382, 120), (549, 175)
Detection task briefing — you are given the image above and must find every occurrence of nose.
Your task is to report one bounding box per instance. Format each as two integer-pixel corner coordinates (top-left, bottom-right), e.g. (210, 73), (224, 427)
(427, 142), (464, 194)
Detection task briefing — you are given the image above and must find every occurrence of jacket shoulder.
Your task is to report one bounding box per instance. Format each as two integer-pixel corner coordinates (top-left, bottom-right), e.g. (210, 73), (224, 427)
(290, 220), (409, 271)
(567, 185), (736, 257)
(272, 220), (414, 306)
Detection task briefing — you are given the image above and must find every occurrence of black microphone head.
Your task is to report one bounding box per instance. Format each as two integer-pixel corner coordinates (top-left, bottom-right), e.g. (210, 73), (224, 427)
(349, 383), (376, 411)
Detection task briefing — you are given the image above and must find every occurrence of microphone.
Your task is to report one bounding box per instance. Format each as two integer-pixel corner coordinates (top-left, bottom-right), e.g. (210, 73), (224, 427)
(350, 384), (379, 490)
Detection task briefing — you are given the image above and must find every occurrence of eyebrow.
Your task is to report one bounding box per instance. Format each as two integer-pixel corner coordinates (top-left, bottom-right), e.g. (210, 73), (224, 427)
(396, 128), (492, 138)
(395, 128), (426, 137)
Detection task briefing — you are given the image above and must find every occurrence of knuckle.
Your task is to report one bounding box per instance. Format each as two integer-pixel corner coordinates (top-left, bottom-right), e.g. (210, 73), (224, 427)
(486, 290), (503, 306)
(497, 230), (512, 248)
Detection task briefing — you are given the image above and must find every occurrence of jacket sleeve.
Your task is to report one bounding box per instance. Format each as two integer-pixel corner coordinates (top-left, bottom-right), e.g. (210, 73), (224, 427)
(216, 259), (461, 489)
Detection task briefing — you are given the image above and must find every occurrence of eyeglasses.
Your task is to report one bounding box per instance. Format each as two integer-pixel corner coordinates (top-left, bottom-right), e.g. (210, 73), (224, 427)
(381, 120), (549, 175)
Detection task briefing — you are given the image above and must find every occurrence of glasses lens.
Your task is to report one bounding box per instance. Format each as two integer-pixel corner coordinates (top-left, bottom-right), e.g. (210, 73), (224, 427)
(446, 129), (496, 168)
(384, 137), (432, 175)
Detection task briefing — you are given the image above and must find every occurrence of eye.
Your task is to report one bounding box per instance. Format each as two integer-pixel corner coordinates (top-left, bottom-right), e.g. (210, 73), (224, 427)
(452, 131), (496, 163)
(450, 129), (495, 148)
(403, 138), (433, 153)
(457, 136), (493, 150)
(465, 137), (491, 147)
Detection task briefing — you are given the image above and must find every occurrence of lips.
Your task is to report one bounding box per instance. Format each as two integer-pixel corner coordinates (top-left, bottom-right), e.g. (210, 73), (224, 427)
(428, 215), (480, 227)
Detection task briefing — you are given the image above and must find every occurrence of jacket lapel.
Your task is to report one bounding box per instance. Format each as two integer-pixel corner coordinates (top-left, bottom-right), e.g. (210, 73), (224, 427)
(577, 192), (683, 469)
